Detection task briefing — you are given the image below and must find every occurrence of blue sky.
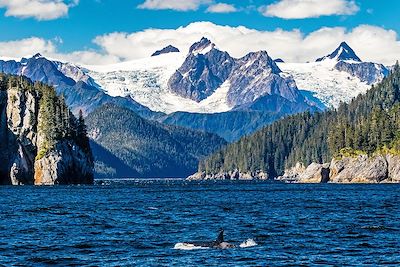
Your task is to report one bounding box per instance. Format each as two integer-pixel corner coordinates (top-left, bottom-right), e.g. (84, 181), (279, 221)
(0, 0), (399, 65)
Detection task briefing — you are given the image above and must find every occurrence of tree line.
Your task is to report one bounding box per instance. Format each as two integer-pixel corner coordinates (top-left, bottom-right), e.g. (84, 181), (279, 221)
(200, 62), (400, 177)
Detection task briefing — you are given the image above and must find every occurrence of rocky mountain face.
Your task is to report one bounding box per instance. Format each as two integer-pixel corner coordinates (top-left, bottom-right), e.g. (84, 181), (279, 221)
(335, 61), (389, 84)
(168, 38), (235, 102)
(316, 42), (361, 62)
(168, 37), (312, 113)
(278, 154), (400, 183)
(0, 74), (93, 185)
(151, 45), (180, 57)
(227, 51), (303, 107)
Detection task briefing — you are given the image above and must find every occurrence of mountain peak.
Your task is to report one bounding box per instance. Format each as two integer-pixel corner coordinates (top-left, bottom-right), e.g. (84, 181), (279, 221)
(32, 53), (44, 59)
(189, 37), (215, 55)
(151, 45), (180, 57)
(316, 42), (361, 62)
(240, 50), (281, 74)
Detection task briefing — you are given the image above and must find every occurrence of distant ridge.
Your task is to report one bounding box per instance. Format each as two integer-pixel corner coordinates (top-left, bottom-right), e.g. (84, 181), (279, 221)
(151, 45), (180, 57)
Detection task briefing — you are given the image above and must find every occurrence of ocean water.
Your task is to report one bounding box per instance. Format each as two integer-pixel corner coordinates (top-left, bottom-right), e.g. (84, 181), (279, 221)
(1, 180), (400, 266)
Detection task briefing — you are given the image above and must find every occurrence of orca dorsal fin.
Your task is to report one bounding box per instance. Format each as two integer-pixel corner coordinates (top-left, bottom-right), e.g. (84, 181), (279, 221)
(215, 229), (224, 244)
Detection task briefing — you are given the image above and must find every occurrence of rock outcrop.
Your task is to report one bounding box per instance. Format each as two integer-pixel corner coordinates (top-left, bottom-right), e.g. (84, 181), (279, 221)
(334, 61), (388, 85)
(329, 155), (388, 183)
(0, 74), (94, 185)
(34, 141), (93, 185)
(279, 154), (400, 183)
(187, 170), (269, 181)
(151, 45), (180, 57)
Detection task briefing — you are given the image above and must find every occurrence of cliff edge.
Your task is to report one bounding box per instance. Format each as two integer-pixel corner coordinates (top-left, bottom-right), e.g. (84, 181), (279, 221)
(0, 74), (93, 185)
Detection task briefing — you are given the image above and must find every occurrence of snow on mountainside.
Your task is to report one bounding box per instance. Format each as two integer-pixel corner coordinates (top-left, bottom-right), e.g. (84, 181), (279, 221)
(84, 52), (232, 114)
(0, 41), (388, 115)
(278, 60), (371, 108)
(85, 38), (309, 114)
(278, 42), (388, 108)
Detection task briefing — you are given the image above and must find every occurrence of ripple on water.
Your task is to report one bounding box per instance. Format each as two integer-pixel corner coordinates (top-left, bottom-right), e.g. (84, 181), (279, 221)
(0, 181), (399, 266)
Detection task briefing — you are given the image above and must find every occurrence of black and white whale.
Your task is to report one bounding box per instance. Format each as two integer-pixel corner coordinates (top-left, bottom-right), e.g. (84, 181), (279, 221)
(174, 230), (257, 250)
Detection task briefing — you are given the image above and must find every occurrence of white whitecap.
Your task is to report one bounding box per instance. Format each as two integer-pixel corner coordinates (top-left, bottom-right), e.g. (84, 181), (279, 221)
(239, 239), (258, 248)
(173, 243), (209, 250)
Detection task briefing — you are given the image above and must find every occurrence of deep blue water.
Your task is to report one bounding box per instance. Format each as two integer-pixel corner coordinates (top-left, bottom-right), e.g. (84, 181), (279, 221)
(1, 180), (400, 266)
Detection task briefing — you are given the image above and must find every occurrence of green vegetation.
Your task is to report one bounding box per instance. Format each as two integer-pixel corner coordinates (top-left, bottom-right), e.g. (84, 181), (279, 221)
(36, 84), (91, 159)
(200, 62), (400, 177)
(85, 104), (227, 178)
(0, 74), (92, 161)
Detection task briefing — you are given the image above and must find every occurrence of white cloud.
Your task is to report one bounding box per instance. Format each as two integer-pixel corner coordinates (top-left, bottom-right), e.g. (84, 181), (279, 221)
(137, 0), (211, 11)
(1, 22), (399, 66)
(0, 0), (78, 20)
(259, 0), (359, 19)
(91, 22), (400, 65)
(206, 3), (237, 13)
(0, 37), (56, 59)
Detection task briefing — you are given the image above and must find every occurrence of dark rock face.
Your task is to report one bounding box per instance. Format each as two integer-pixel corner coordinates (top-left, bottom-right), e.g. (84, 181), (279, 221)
(274, 58), (285, 63)
(168, 38), (235, 102)
(151, 45), (180, 57)
(334, 61), (389, 84)
(227, 51), (303, 107)
(168, 38), (310, 113)
(316, 41), (361, 62)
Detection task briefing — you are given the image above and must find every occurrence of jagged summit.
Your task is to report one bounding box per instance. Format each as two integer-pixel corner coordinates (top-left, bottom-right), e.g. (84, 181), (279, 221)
(32, 53), (44, 59)
(239, 51), (282, 74)
(151, 45), (180, 57)
(316, 42), (362, 62)
(189, 37), (215, 55)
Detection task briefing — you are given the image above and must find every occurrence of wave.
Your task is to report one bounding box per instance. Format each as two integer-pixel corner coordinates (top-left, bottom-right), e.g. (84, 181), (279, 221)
(239, 239), (258, 248)
(173, 243), (209, 250)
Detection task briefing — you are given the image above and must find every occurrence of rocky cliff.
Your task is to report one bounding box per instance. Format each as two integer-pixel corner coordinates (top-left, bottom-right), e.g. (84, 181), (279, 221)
(278, 154), (400, 183)
(0, 74), (93, 185)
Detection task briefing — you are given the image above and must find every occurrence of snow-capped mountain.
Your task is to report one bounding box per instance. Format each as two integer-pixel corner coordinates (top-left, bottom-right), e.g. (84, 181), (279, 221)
(277, 42), (389, 108)
(0, 39), (391, 141)
(227, 51), (302, 107)
(168, 38), (235, 102)
(316, 41), (361, 62)
(86, 38), (313, 114)
(0, 54), (152, 116)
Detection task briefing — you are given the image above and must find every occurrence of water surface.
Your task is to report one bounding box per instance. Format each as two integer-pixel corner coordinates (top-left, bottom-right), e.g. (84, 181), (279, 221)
(1, 180), (399, 266)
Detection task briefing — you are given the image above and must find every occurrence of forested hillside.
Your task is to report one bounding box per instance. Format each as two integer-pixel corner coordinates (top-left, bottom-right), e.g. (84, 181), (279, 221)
(0, 74), (93, 185)
(200, 62), (400, 178)
(86, 104), (227, 178)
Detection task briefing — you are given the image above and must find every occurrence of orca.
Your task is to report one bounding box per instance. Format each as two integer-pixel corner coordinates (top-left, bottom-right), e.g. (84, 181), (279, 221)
(175, 229), (235, 250)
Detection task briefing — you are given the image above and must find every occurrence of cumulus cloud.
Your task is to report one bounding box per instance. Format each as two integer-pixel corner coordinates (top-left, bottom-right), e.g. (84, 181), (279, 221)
(0, 0), (78, 20)
(1, 22), (399, 66)
(0, 37), (56, 58)
(206, 3), (237, 13)
(259, 0), (359, 19)
(89, 22), (400, 65)
(137, 0), (211, 11)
